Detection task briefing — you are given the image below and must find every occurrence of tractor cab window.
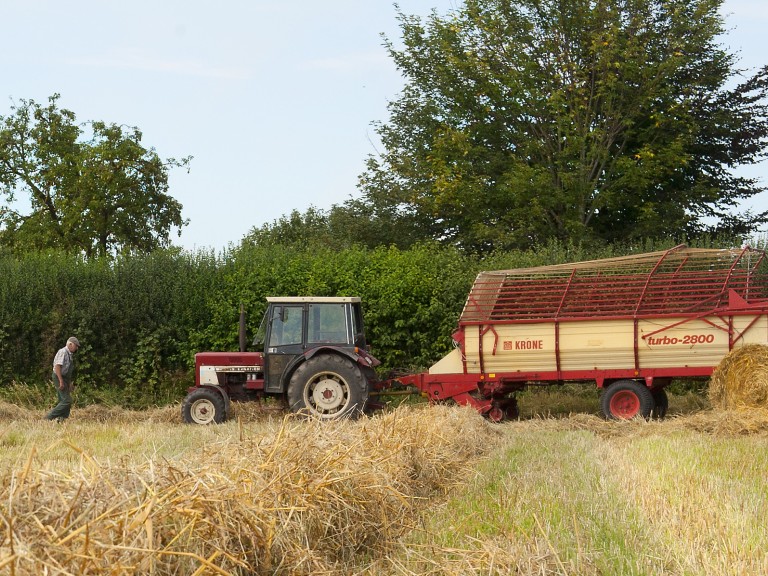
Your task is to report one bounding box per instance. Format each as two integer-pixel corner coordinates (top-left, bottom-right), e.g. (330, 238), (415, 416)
(267, 305), (303, 347)
(307, 303), (349, 344)
(253, 309), (268, 349)
(351, 302), (366, 348)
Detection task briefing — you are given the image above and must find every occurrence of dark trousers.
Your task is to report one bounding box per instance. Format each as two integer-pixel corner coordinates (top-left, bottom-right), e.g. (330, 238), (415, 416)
(46, 373), (72, 421)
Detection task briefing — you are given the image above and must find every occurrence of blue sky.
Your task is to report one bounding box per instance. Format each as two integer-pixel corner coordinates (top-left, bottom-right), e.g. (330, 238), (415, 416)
(2, 0), (766, 252)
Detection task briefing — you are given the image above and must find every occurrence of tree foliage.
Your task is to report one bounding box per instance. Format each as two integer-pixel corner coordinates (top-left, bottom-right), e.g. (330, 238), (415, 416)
(244, 200), (431, 251)
(0, 244), (479, 405)
(0, 94), (191, 257)
(244, 207), (344, 249)
(357, 0), (768, 253)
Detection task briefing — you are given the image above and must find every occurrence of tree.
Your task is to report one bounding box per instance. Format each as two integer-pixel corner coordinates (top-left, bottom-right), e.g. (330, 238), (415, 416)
(0, 94), (191, 257)
(244, 202), (425, 251)
(244, 207), (338, 248)
(359, 0), (768, 252)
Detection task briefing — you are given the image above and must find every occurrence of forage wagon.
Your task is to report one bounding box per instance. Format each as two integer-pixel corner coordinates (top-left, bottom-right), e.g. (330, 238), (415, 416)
(387, 244), (768, 420)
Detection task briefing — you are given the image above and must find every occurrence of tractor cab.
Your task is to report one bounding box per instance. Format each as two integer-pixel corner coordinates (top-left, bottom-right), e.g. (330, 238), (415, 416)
(255, 296), (370, 393)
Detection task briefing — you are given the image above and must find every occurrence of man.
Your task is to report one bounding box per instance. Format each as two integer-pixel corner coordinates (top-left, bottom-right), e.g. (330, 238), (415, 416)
(45, 336), (80, 421)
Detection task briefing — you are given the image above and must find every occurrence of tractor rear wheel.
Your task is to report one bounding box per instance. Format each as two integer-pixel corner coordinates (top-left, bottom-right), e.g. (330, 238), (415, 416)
(600, 380), (654, 420)
(287, 354), (367, 419)
(182, 387), (226, 424)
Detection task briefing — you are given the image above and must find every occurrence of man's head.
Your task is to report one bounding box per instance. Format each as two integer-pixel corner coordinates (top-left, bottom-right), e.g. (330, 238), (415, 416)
(66, 336), (80, 352)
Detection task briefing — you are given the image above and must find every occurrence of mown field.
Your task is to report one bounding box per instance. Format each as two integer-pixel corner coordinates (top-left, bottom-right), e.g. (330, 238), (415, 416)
(1, 388), (767, 575)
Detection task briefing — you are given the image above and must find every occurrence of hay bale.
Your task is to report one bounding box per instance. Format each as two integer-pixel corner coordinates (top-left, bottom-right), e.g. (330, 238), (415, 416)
(709, 344), (768, 410)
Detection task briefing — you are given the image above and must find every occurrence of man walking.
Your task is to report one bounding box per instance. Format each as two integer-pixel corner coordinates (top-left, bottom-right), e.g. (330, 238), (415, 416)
(45, 336), (80, 421)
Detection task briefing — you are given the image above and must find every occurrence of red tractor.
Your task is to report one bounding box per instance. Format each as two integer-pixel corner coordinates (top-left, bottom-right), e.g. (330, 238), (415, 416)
(181, 297), (380, 424)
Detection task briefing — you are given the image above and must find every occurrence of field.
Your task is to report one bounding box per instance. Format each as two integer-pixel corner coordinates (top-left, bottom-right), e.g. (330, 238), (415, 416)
(1, 388), (767, 575)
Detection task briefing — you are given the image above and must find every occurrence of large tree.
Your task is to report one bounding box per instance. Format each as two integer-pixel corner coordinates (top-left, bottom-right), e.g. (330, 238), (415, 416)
(359, 0), (768, 252)
(0, 95), (190, 257)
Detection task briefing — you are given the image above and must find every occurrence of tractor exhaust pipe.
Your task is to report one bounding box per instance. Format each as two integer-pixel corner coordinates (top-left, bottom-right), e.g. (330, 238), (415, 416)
(239, 303), (246, 352)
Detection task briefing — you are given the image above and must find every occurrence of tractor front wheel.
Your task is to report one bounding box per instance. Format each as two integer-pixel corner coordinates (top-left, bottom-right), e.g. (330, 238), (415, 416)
(182, 387), (226, 424)
(600, 380), (654, 420)
(287, 355), (367, 419)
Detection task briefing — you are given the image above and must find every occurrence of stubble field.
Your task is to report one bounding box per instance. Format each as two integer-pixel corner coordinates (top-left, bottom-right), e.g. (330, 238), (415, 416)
(1, 388), (767, 575)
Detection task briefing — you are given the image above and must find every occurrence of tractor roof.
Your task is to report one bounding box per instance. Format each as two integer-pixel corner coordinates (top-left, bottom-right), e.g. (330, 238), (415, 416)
(266, 296), (361, 304)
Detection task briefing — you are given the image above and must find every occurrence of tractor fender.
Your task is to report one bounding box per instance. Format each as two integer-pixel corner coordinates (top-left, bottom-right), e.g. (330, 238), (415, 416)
(280, 346), (369, 389)
(305, 345), (366, 365)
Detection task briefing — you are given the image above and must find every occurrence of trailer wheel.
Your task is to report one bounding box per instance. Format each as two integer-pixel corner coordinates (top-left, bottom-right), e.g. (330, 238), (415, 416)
(651, 388), (669, 419)
(287, 354), (367, 419)
(505, 399), (520, 421)
(601, 380), (654, 420)
(182, 388), (226, 425)
(488, 398), (519, 422)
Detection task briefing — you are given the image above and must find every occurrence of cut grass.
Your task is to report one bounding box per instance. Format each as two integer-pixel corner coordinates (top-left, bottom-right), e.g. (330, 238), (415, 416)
(375, 414), (768, 575)
(380, 430), (667, 575)
(0, 403), (499, 575)
(2, 391), (767, 575)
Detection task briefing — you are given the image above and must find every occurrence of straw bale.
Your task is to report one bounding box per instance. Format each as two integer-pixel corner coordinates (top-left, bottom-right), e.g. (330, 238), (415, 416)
(709, 344), (768, 410)
(0, 404), (498, 575)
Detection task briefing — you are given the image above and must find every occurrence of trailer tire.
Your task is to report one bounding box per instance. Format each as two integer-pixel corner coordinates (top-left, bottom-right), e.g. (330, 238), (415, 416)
(488, 398), (519, 422)
(601, 380), (654, 420)
(182, 387), (226, 425)
(505, 400), (520, 421)
(287, 354), (367, 420)
(651, 388), (669, 419)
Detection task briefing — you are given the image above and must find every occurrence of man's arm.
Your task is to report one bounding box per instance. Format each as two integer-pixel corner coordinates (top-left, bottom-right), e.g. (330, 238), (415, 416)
(54, 364), (64, 389)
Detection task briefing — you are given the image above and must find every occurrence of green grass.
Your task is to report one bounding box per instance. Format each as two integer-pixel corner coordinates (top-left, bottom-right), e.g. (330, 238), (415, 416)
(383, 419), (768, 575)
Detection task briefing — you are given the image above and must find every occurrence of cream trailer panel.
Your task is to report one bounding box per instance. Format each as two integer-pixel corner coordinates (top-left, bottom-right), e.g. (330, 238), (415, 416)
(637, 317), (728, 369)
(558, 320), (636, 371)
(735, 314), (768, 345)
(464, 324), (557, 373)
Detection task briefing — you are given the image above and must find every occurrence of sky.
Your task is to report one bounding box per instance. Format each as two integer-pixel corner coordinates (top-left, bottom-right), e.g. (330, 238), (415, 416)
(2, 0), (766, 252)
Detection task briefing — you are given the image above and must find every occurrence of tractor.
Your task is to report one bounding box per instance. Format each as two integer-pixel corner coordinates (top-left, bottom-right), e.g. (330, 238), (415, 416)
(181, 297), (380, 423)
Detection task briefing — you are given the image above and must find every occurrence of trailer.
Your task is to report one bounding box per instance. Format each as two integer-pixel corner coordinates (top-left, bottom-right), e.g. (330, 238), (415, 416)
(382, 245), (768, 421)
